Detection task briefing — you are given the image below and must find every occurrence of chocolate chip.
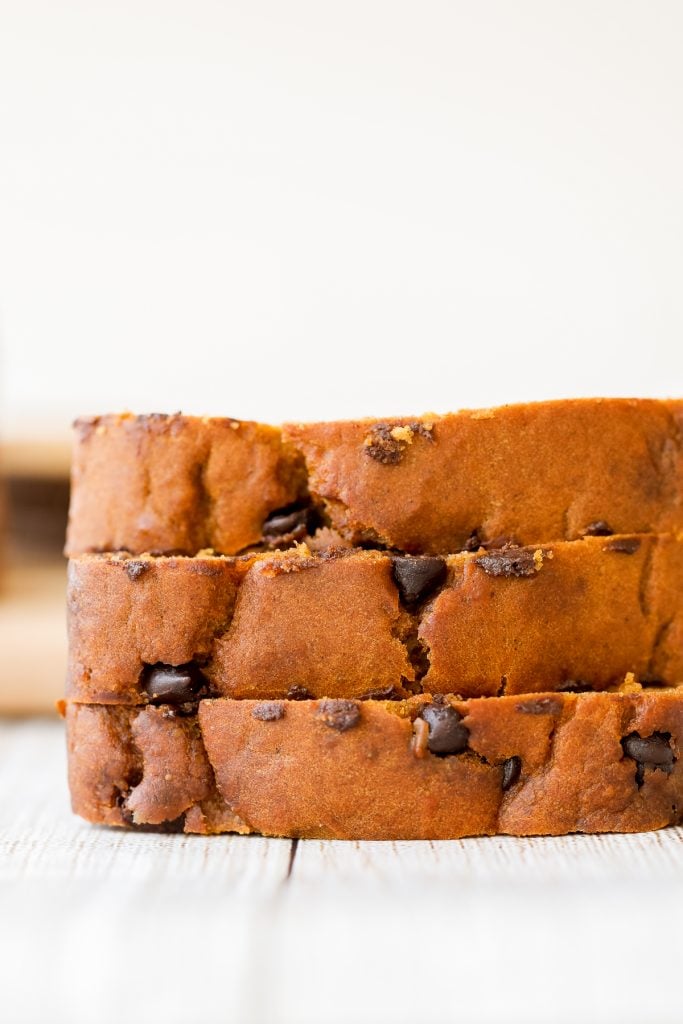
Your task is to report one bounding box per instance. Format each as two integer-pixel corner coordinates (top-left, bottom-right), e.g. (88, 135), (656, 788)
(622, 731), (675, 786)
(420, 702), (469, 755)
(142, 663), (207, 705)
(622, 732), (675, 767)
(357, 538), (391, 552)
(392, 556), (447, 605)
(124, 814), (187, 833)
(603, 537), (641, 555)
(318, 699), (361, 732)
(501, 755), (522, 791)
(125, 560), (150, 581)
(263, 505), (319, 542)
(252, 701), (286, 721)
(463, 531), (482, 552)
(583, 521), (613, 537)
(364, 422), (433, 465)
(475, 546), (540, 578)
(557, 680), (592, 693)
(515, 698), (562, 715)
(287, 685), (314, 701)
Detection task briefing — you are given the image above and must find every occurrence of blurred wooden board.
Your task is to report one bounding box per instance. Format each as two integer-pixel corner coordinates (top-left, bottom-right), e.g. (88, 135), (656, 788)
(2, 718), (683, 1024)
(0, 563), (66, 713)
(0, 433), (69, 713)
(1, 438), (71, 478)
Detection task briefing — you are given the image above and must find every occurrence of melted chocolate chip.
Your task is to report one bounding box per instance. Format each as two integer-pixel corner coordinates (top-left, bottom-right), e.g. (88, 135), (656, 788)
(515, 698), (562, 715)
(357, 538), (391, 552)
(475, 546), (539, 578)
(263, 505), (319, 542)
(557, 680), (593, 693)
(125, 560), (150, 581)
(583, 521), (613, 537)
(252, 701), (286, 721)
(622, 731), (675, 787)
(501, 755), (522, 791)
(287, 685), (314, 701)
(392, 556), (447, 605)
(142, 663), (207, 705)
(420, 703), (469, 755)
(318, 699), (361, 732)
(603, 537), (641, 555)
(463, 531), (482, 552)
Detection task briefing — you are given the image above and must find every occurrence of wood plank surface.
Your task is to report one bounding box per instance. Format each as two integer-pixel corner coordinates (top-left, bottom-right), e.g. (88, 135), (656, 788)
(2, 719), (683, 1024)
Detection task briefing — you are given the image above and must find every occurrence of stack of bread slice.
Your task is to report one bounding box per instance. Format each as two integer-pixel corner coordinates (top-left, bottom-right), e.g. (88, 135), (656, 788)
(62, 399), (683, 838)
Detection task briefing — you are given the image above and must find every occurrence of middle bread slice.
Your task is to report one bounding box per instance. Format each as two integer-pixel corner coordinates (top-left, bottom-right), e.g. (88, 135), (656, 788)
(67, 534), (683, 704)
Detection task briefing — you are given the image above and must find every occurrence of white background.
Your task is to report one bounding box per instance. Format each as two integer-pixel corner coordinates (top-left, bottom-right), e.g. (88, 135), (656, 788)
(1, 0), (683, 436)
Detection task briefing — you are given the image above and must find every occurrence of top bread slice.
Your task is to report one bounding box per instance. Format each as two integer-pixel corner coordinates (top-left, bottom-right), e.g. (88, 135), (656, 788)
(66, 399), (683, 557)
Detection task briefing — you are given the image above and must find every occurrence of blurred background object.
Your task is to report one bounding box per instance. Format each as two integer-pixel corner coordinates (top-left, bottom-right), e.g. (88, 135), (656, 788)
(0, 436), (70, 712)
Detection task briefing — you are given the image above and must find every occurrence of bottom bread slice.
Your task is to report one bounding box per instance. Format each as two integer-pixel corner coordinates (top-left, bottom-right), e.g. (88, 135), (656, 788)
(65, 690), (683, 839)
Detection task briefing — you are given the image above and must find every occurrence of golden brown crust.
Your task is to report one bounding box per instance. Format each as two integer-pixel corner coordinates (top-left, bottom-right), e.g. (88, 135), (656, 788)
(66, 690), (683, 839)
(284, 399), (683, 553)
(67, 535), (683, 703)
(65, 413), (307, 557)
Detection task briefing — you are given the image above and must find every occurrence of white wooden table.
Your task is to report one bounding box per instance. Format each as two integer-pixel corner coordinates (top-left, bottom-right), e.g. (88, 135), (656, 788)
(2, 718), (682, 1024)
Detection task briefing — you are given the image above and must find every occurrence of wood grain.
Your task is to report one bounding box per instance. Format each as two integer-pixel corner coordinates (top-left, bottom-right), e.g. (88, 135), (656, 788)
(2, 719), (683, 1024)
